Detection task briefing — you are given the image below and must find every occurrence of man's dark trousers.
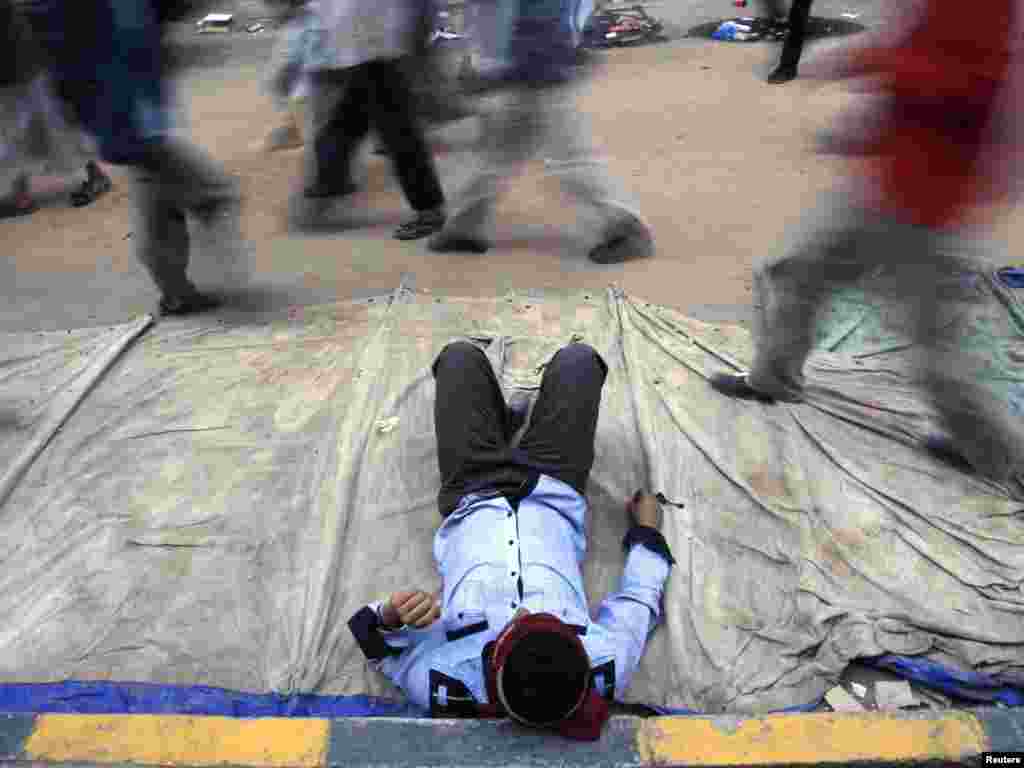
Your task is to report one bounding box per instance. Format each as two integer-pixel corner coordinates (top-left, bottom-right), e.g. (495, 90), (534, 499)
(433, 341), (608, 518)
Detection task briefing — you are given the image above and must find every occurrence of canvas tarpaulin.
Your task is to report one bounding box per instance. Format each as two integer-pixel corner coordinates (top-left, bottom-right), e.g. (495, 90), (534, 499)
(1, 280), (1023, 715)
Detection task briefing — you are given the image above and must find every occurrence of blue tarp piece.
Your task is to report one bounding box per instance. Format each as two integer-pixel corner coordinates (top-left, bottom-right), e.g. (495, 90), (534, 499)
(0, 681), (425, 718)
(998, 266), (1024, 288)
(865, 656), (1024, 707)
(8, 655), (1023, 718)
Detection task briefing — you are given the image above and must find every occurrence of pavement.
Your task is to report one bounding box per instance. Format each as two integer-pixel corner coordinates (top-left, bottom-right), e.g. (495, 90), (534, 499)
(1, 708), (1022, 767)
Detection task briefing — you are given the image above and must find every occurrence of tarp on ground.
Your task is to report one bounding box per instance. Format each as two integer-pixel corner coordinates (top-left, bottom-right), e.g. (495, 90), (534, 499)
(1, 278), (1023, 715)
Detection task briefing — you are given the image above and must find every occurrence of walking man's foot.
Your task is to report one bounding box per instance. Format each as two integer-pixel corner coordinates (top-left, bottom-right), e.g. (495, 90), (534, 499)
(588, 213), (653, 264)
(303, 180), (358, 199)
(709, 373), (778, 402)
(427, 230), (491, 253)
(394, 207), (446, 240)
(158, 290), (222, 317)
(766, 64), (798, 84)
(922, 435), (975, 473)
(70, 161), (113, 207)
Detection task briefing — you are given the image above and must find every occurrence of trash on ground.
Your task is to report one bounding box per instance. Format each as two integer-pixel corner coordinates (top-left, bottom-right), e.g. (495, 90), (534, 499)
(825, 686), (865, 712)
(841, 11), (861, 19)
(875, 680), (917, 710)
(246, 22), (265, 33)
(376, 416), (400, 434)
(850, 682), (867, 698)
(196, 13), (234, 33)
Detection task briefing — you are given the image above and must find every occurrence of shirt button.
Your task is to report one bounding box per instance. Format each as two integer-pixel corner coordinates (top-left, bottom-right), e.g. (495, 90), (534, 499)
(511, 571), (517, 577)
(510, 602), (517, 609)
(508, 540), (514, 546)
(507, 512), (513, 518)
(458, 612), (463, 619)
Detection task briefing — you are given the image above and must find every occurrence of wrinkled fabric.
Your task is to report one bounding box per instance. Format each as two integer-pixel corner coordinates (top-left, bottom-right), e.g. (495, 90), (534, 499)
(0, 288), (1023, 712)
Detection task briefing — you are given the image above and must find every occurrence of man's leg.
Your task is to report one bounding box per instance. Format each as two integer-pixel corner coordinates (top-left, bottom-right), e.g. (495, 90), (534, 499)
(433, 341), (526, 516)
(428, 85), (544, 253)
(767, 0), (813, 84)
(305, 68), (370, 198)
(540, 83), (652, 264)
(367, 58), (446, 239)
(132, 166), (197, 308)
(514, 343), (608, 495)
(903, 231), (1024, 484)
(714, 194), (876, 401)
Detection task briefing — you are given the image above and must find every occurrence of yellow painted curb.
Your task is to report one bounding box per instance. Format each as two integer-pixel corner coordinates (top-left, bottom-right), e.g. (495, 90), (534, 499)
(637, 711), (989, 766)
(24, 714), (330, 767)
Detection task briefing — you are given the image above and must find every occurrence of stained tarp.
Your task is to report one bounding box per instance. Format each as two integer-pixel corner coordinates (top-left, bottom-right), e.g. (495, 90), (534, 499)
(1, 282), (1023, 715)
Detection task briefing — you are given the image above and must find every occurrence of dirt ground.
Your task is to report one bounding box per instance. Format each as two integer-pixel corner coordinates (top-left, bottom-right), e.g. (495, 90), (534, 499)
(4, 30), (1023, 333)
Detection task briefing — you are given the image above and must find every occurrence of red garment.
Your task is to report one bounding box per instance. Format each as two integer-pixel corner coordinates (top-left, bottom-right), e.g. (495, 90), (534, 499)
(829, 0), (1019, 227)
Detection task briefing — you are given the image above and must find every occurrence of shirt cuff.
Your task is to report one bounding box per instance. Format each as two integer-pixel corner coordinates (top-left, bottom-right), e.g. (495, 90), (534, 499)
(622, 525), (676, 566)
(348, 604), (403, 661)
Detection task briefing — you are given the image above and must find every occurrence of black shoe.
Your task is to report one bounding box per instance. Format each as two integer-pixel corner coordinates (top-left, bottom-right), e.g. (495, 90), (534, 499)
(427, 231), (490, 254)
(709, 373), (776, 402)
(303, 180), (358, 199)
(70, 161), (113, 207)
(394, 208), (446, 240)
(159, 291), (222, 317)
(766, 65), (798, 84)
(922, 435), (975, 474)
(588, 214), (653, 264)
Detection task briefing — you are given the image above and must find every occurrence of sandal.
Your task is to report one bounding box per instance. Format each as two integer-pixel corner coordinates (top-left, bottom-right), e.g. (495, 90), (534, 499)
(70, 162), (113, 207)
(394, 208), (446, 240)
(0, 175), (38, 219)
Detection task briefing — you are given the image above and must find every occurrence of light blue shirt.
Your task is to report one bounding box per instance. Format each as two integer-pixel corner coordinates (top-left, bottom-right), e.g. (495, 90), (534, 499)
(366, 474), (672, 712)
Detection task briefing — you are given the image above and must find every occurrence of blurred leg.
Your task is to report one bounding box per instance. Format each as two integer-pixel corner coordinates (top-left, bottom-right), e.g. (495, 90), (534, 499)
(768, 0), (813, 83)
(305, 68), (370, 196)
(368, 58), (445, 212)
(132, 167), (194, 300)
(432, 85), (544, 244)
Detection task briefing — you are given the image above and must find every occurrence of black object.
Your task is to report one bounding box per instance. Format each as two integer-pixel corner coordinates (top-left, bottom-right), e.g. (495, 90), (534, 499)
(709, 372), (776, 402)
(582, 5), (665, 48)
(348, 606), (403, 662)
(767, 0), (813, 83)
(622, 525), (676, 566)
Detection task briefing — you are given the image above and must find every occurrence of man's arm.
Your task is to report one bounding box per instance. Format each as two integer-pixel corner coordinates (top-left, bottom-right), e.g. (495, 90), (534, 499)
(347, 591), (444, 711)
(592, 491), (675, 700)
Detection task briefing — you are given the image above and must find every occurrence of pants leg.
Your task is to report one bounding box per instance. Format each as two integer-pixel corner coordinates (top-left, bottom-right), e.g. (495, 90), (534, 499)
(539, 82), (644, 232)
(433, 341), (529, 516)
(440, 85), (545, 237)
(778, 0), (813, 71)
(515, 343), (608, 494)
(899, 232), (1024, 482)
(747, 194), (878, 399)
(133, 168), (193, 297)
(367, 58), (445, 212)
(131, 138), (239, 297)
(306, 68), (371, 192)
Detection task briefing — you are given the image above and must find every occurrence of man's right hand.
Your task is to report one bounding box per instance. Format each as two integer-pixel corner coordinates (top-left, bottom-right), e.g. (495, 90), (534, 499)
(381, 590), (440, 630)
(628, 490), (663, 530)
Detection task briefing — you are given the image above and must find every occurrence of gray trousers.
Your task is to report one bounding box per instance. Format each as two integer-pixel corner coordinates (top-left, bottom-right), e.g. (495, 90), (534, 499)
(132, 139), (240, 298)
(748, 192), (1023, 483)
(441, 82), (642, 240)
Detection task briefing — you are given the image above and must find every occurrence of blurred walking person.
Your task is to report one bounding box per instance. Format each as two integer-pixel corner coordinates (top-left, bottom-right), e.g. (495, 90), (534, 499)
(297, 0), (447, 239)
(32, 0), (243, 316)
(710, 0), (1024, 487)
(759, 0), (813, 83)
(427, 0), (652, 263)
(0, 0), (113, 219)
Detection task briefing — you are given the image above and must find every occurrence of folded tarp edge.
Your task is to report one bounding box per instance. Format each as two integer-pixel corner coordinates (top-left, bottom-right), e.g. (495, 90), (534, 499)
(0, 314), (154, 508)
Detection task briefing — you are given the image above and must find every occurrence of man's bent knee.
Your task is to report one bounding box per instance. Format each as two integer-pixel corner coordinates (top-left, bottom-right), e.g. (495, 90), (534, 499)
(552, 343), (607, 377)
(433, 340), (488, 377)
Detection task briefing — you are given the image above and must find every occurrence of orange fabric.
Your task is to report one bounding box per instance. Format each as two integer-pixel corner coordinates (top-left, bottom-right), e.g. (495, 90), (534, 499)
(835, 0), (1017, 227)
